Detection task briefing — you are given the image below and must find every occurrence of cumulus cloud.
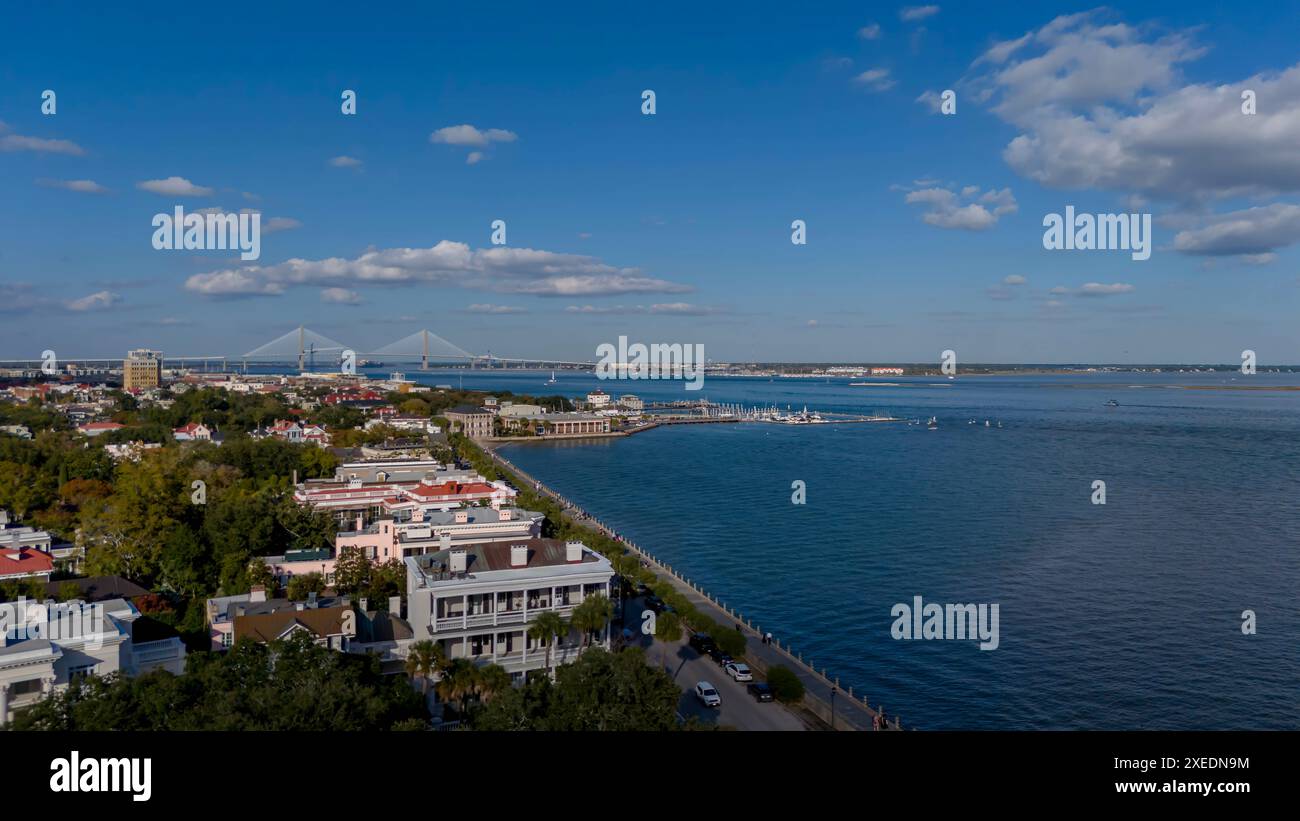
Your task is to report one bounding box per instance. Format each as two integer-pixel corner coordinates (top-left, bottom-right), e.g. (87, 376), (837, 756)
(36, 178), (107, 193)
(1172, 204), (1300, 257)
(854, 68), (896, 91)
(136, 176), (213, 197)
(965, 11), (1300, 206)
(320, 288), (362, 305)
(858, 23), (882, 40)
(0, 121), (85, 155)
(430, 125), (518, 147)
(1003, 274), (1027, 285)
(900, 5), (940, 22)
(901, 184), (1017, 230)
(185, 241), (692, 299)
(328, 155), (362, 168)
(64, 290), (122, 312)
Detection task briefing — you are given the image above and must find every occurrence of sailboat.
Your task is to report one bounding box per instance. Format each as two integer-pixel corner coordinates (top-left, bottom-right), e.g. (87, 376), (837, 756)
(545, 370), (557, 386)
(927, 416), (938, 430)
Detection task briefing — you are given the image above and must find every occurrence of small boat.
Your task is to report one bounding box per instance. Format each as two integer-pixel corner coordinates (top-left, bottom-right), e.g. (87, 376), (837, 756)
(545, 370), (557, 385)
(927, 416), (938, 430)
(1105, 399), (1119, 407)
(984, 420), (990, 427)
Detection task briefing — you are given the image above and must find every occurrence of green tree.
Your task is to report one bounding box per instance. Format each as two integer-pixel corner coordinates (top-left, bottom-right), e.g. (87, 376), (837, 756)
(286, 572), (325, 601)
(571, 593), (614, 647)
(476, 664), (513, 704)
(527, 611), (569, 672)
(653, 610), (682, 669)
(434, 658), (481, 717)
(765, 665), (806, 703)
(13, 631), (425, 731)
(333, 545), (370, 594)
(469, 648), (681, 731)
(404, 639), (447, 696)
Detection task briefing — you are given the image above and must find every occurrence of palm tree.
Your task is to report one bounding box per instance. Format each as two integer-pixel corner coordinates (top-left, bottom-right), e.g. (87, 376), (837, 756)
(476, 663), (513, 703)
(434, 658), (481, 717)
(572, 593), (614, 647)
(404, 639), (445, 695)
(528, 611), (568, 671)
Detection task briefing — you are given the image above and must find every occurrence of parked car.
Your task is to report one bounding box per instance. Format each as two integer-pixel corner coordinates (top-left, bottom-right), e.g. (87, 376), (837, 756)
(747, 682), (774, 702)
(645, 595), (666, 613)
(694, 681), (721, 708)
(707, 645), (733, 666)
(689, 633), (716, 654)
(724, 662), (753, 682)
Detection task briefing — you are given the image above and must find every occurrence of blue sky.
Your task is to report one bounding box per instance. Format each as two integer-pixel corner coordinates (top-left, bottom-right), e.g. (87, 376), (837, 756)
(3, 1), (1300, 364)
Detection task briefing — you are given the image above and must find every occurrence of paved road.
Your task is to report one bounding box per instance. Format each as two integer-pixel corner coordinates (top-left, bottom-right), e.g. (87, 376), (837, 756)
(622, 596), (804, 731)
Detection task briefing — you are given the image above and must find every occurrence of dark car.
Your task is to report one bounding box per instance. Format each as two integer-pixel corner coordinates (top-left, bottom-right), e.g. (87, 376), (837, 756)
(689, 633), (716, 654)
(707, 645), (733, 666)
(645, 595), (666, 613)
(747, 682), (774, 702)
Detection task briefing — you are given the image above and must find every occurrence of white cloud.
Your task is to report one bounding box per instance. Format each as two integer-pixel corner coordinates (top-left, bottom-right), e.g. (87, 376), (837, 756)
(901, 184), (1017, 230)
(563, 302), (719, 316)
(1172, 204), (1300, 257)
(963, 11), (1300, 204)
(854, 68), (896, 92)
(328, 155), (362, 168)
(186, 241), (693, 299)
(0, 121), (84, 155)
(64, 290), (122, 312)
(320, 288), (362, 305)
(466, 151), (484, 165)
(136, 176), (214, 197)
(464, 303), (526, 314)
(858, 23), (882, 40)
(900, 5), (940, 22)
(915, 90), (945, 113)
(36, 178), (107, 193)
(263, 217), (302, 234)
(430, 125), (518, 147)
(1003, 274), (1027, 285)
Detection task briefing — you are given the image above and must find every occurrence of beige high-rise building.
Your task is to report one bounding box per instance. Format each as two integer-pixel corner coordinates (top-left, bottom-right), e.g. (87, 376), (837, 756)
(123, 349), (163, 391)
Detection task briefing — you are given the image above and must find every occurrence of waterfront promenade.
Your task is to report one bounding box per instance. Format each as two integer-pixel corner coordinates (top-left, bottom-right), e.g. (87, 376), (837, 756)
(484, 444), (901, 731)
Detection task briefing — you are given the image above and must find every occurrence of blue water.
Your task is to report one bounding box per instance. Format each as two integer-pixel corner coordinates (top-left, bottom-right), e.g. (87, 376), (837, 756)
(402, 368), (1300, 729)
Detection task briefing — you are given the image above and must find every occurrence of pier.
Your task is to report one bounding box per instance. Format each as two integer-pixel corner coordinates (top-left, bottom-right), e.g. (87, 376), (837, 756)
(481, 444), (902, 731)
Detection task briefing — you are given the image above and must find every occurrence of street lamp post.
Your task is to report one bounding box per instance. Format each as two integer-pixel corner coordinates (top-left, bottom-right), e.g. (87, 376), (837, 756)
(830, 686), (837, 731)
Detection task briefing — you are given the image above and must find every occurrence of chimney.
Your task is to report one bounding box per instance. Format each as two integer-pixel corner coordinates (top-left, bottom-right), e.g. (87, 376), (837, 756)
(389, 595), (402, 615)
(499, 509), (512, 521)
(511, 544), (529, 567)
(359, 597), (369, 612)
(439, 532), (451, 551)
(249, 585), (267, 603)
(449, 549), (467, 574)
(454, 510), (468, 523)
(307, 591), (318, 609)
(566, 541), (584, 563)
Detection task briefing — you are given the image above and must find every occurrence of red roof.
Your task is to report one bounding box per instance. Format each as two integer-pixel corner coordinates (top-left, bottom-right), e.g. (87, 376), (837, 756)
(0, 547), (54, 578)
(407, 480), (497, 499)
(79, 422), (125, 431)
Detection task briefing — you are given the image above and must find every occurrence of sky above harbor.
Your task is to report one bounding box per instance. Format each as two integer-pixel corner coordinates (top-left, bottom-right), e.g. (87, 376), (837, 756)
(2, 1), (1300, 364)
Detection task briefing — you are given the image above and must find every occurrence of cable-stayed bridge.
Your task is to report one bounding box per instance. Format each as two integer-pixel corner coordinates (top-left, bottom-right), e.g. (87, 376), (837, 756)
(239, 326), (594, 370)
(1, 326), (595, 372)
